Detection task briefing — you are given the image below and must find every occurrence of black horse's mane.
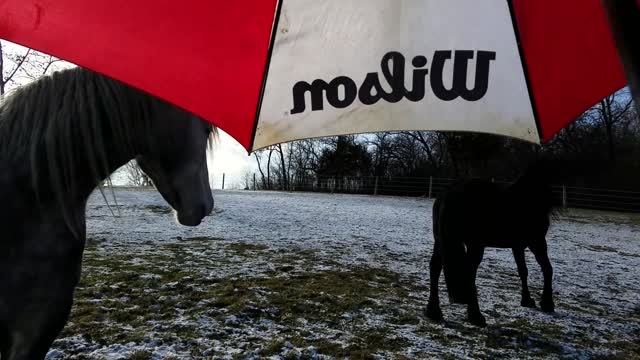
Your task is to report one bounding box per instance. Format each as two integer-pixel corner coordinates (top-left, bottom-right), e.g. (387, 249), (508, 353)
(0, 67), (215, 231)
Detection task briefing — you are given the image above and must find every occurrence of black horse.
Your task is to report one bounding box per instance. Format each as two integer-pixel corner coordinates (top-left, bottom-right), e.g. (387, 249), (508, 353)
(0, 67), (215, 359)
(425, 165), (556, 326)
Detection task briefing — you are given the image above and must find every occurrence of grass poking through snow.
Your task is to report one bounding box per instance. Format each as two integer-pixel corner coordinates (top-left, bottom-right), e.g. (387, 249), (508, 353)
(47, 190), (640, 359)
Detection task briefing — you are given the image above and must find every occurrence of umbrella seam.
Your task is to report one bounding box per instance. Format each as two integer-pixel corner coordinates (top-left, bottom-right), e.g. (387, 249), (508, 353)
(249, 0), (285, 153)
(506, 0), (543, 143)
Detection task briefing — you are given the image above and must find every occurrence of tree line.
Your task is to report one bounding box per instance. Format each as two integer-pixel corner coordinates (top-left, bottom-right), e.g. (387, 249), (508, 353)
(251, 88), (639, 193)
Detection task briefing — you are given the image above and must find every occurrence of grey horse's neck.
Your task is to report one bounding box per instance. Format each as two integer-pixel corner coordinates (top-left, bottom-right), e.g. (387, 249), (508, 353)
(0, 67), (152, 235)
(0, 109), (136, 207)
(0, 117), (136, 238)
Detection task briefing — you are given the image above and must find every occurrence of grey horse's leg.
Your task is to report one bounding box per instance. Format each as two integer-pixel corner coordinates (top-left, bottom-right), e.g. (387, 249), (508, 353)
(530, 240), (555, 313)
(2, 239), (82, 360)
(0, 324), (10, 359)
(466, 245), (486, 327)
(512, 247), (536, 308)
(5, 298), (73, 360)
(426, 238), (444, 321)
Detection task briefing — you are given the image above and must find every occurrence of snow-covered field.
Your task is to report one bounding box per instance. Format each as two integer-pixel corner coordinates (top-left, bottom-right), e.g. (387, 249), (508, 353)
(48, 189), (640, 359)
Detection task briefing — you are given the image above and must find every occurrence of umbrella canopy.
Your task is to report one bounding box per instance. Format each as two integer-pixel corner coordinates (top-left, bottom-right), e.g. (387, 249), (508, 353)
(0, 0), (627, 151)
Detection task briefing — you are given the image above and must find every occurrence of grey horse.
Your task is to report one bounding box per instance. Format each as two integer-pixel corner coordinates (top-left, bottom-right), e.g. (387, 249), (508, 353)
(0, 67), (215, 359)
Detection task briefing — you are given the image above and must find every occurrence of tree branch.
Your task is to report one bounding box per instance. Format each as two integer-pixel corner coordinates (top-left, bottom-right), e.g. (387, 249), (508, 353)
(3, 48), (31, 85)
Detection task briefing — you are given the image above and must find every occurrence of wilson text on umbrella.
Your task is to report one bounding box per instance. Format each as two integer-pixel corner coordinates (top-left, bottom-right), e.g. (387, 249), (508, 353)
(290, 50), (496, 115)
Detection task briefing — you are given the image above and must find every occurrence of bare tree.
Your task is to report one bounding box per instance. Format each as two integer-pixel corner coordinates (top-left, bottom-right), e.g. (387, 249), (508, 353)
(266, 146), (275, 189)
(368, 133), (394, 176)
(253, 146), (276, 189)
(123, 160), (153, 187)
(1, 40), (65, 95)
(253, 151), (268, 189)
(593, 89), (635, 161)
(288, 139), (322, 190)
(275, 143), (289, 190)
(400, 132), (441, 167)
(0, 41), (30, 95)
(242, 171), (252, 190)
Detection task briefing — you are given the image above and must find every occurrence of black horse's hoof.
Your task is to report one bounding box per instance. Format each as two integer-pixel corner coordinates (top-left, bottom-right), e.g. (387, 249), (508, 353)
(467, 312), (487, 327)
(540, 298), (555, 313)
(521, 297), (537, 308)
(425, 304), (444, 322)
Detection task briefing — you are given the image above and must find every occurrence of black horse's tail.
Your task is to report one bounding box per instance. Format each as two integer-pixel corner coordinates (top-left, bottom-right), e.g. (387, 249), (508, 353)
(434, 195), (472, 304)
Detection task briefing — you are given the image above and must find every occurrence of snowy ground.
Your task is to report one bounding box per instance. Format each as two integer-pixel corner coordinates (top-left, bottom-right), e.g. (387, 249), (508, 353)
(47, 189), (640, 359)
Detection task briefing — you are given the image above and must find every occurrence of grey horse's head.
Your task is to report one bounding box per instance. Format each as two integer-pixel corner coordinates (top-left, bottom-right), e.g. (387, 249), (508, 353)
(135, 102), (215, 226)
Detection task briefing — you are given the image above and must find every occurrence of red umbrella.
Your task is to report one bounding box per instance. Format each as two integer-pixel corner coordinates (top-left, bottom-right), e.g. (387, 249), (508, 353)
(0, 0), (631, 151)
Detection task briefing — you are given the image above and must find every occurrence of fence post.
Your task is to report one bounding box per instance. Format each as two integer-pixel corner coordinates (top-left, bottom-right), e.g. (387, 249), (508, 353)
(253, 173), (256, 190)
(428, 176), (433, 199)
(562, 185), (567, 209)
(222, 173), (225, 190)
(374, 176), (379, 195)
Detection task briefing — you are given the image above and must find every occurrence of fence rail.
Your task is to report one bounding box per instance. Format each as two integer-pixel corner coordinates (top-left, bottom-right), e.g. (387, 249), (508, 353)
(215, 174), (640, 213)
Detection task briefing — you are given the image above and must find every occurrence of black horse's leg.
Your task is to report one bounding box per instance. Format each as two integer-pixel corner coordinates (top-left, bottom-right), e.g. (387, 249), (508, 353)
(530, 240), (555, 313)
(2, 236), (82, 360)
(512, 247), (536, 308)
(466, 245), (487, 327)
(426, 237), (444, 321)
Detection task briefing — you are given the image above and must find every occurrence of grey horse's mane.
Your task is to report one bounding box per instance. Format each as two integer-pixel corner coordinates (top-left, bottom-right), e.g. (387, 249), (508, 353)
(0, 67), (215, 234)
